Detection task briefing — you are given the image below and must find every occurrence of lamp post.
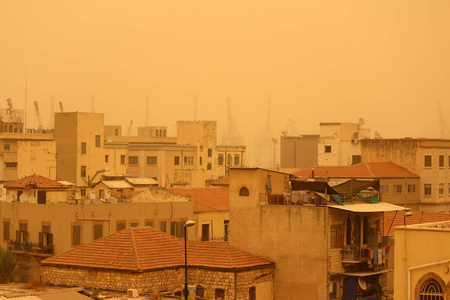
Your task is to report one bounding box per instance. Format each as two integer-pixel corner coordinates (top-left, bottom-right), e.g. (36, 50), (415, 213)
(184, 220), (195, 300)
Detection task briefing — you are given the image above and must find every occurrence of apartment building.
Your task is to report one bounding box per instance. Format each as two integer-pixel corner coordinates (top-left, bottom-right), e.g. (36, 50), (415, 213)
(318, 122), (371, 166)
(361, 138), (450, 212)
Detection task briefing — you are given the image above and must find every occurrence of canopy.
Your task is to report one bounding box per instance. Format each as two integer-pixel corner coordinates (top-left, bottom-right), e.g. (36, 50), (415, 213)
(329, 178), (380, 194)
(291, 180), (339, 194)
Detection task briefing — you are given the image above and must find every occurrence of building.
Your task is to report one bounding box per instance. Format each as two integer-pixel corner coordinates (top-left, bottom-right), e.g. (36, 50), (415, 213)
(394, 221), (450, 300)
(361, 138), (450, 212)
(280, 134), (319, 169)
(170, 187), (230, 242)
(294, 162), (421, 211)
(318, 122), (371, 166)
(228, 167), (404, 299)
(41, 226), (275, 299)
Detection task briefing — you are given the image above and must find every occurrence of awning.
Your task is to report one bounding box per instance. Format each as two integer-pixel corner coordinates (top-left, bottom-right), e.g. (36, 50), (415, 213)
(328, 202), (406, 213)
(341, 269), (392, 277)
(291, 180), (339, 194)
(332, 178), (380, 194)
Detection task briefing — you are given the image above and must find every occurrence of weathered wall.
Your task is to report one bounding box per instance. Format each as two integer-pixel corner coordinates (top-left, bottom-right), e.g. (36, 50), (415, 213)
(17, 140), (56, 179)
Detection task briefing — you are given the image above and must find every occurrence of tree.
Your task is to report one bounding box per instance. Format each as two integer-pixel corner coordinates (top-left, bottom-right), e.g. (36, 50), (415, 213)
(0, 248), (31, 283)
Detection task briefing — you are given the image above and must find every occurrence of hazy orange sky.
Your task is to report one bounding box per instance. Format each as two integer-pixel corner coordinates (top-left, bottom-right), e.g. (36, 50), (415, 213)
(1, 1), (449, 151)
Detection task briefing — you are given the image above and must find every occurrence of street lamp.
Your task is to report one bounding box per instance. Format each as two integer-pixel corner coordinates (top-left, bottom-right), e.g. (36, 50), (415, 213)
(184, 220), (195, 300)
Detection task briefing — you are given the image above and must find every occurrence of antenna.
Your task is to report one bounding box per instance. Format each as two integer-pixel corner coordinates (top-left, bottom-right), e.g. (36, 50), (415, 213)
(49, 96), (55, 129)
(24, 65), (27, 132)
(59, 101), (64, 113)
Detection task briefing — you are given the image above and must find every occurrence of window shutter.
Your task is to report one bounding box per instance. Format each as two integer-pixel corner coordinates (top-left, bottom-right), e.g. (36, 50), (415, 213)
(336, 227), (343, 249)
(48, 233), (53, 250)
(39, 232), (43, 248)
(16, 230), (20, 242)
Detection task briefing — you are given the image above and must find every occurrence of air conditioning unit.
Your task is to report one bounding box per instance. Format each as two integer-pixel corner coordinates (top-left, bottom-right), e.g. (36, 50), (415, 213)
(182, 285), (196, 300)
(127, 289), (139, 298)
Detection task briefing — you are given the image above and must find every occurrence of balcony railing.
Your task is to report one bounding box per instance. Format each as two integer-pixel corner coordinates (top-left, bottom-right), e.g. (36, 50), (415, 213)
(8, 240), (54, 255)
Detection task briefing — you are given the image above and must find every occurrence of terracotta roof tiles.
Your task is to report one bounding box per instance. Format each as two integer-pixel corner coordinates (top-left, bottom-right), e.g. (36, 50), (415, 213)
(5, 174), (68, 189)
(41, 227), (272, 271)
(169, 188), (229, 212)
(384, 211), (450, 237)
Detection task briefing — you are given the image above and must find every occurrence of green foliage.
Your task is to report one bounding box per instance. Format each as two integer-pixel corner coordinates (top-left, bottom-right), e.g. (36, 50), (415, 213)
(0, 248), (31, 283)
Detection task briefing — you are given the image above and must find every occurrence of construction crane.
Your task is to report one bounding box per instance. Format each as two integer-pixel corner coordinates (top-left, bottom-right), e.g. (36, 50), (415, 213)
(437, 102), (450, 139)
(127, 120), (134, 136)
(222, 98), (245, 145)
(34, 101), (44, 132)
(59, 101), (64, 113)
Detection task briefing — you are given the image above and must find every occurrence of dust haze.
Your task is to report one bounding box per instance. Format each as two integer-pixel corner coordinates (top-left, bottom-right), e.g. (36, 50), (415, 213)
(1, 0), (449, 164)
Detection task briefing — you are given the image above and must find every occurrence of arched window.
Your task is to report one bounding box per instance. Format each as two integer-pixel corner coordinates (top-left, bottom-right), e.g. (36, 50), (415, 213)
(354, 215), (361, 247)
(196, 285), (205, 298)
(363, 216), (369, 245)
(239, 187), (249, 197)
(346, 217), (352, 245)
(420, 279), (444, 300)
(249, 286), (256, 300)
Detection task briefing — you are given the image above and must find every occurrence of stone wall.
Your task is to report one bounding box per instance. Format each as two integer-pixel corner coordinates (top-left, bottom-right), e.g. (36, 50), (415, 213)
(42, 265), (274, 299)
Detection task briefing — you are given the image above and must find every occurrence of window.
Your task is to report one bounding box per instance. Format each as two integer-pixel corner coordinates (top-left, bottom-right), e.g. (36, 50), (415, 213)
(207, 163), (212, 170)
(224, 220), (229, 242)
(120, 155), (125, 164)
(346, 217), (351, 246)
(95, 135), (101, 147)
(324, 145), (332, 153)
(4, 144), (10, 151)
(39, 224), (53, 249)
(424, 184), (432, 196)
(145, 220), (153, 227)
(363, 217), (369, 245)
(72, 224), (81, 246)
(171, 221), (185, 238)
(380, 185), (389, 194)
(208, 148), (212, 157)
(105, 155), (109, 163)
(147, 156), (157, 165)
(215, 288), (225, 300)
(3, 220), (10, 241)
(199, 157), (202, 166)
(81, 142), (86, 154)
(218, 154), (224, 166)
(99, 190), (104, 199)
(17, 221), (28, 243)
(81, 166), (86, 178)
(184, 156), (194, 165)
(174, 156), (180, 165)
(330, 225), (343, 249)
(130, 222), (138, 227)
(129, 156), (139, 164)
(420, 278), (444, 300)
(439, 155), (444, 168)
(5, 162), (17, 168)
(393, 185), (403, 194)
(249, 287), (256, 300)
(117, 221), (126, 232)
(160, 221), (167, 233)
(239, 187), (249, 197)
(93, 224), (103, 240)
(408, 184), (416, 193)
(201, 223), (210, 241)
(115, 129), (119, 136)
(439, 183), (444, 196)
(80, 188), (86, 197)
(424, 155), (432, 167)
(352, 155), (361, 165)
(234, 154), (240, 166)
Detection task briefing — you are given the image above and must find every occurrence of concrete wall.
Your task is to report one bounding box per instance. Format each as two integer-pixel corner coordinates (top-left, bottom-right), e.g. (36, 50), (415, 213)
(394, 224), (450, 300)
(280, 135), (319, 169)
(17, 140), (56, 179)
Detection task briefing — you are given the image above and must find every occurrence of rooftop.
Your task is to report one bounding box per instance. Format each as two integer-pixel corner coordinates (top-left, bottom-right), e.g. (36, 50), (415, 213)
(384, 211), (450, 236)
(42, 227), (272, 271)
(5, 174), (68, 189)
(169, 187), (229, 212)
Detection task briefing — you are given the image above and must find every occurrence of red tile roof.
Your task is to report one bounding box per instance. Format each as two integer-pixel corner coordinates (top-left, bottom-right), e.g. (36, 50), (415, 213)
(170, 188), (229, 212)
(384, 211), (450, 237)
(5, 174), (68, 189)
(294, 162), (418, 180)
(41, 227), (272, 271)
(210, 177), (230, 186)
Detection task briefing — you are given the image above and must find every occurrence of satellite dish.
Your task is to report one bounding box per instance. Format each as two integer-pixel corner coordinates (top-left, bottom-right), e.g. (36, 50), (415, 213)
(358, 117), (365, 127)
(358, 278), (367, 290)
(28, 196), (37, 204)
(11, 192), (17, 201)
(6, 195), (12, 203)
(378, 274), (387, 287)
(20, 194), (28, 203)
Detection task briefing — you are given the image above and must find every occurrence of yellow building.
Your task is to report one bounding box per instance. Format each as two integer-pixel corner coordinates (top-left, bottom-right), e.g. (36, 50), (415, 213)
(394, 221), (450, 300)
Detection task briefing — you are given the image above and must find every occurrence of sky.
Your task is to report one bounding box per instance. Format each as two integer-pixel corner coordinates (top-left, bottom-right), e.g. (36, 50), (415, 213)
(1, 0), (449, 162)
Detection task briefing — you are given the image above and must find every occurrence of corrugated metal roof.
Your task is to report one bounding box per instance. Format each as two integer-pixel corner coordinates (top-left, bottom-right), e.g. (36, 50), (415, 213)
(126, 177), (158, 185)
(328, 202), (405, 213)
(101, 180), (133, 189)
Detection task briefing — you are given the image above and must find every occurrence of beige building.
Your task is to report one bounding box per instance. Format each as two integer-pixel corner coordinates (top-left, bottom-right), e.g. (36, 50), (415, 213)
(318, 122), (371, 166)
(394, 221), (450, 300)
(280, 134), (319, 169)
(229, 167), (403, 299)
(362, 138), (450, 212)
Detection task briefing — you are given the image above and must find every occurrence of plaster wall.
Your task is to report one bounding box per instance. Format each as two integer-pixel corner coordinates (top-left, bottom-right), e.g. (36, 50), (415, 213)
(17, 140), (56, 179)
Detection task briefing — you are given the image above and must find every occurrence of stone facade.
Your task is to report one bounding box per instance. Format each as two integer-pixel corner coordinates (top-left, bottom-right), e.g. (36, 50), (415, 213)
(41, 265), (274, 299)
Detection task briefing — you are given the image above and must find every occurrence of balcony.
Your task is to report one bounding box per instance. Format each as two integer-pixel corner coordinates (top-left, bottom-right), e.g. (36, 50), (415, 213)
(8, 240), (54, 255)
